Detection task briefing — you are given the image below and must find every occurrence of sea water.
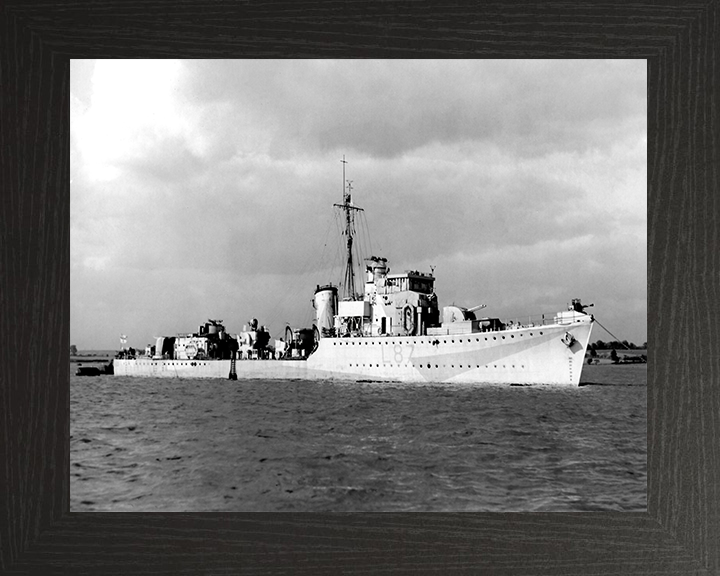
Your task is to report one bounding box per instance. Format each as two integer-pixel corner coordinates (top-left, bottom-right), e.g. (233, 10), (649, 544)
(70, 363), (647, 512)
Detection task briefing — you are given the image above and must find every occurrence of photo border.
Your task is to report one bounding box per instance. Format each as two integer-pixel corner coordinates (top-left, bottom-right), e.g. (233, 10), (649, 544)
(2, 1), (717, 573)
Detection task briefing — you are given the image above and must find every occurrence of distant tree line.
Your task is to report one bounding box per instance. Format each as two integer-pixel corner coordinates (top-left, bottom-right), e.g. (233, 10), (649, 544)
(588, 341), (648, 364)
(591, 340), (646, 351)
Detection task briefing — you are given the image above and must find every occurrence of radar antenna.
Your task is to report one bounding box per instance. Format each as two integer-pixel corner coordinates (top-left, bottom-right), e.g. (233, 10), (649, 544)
(333, 155), (364, 300)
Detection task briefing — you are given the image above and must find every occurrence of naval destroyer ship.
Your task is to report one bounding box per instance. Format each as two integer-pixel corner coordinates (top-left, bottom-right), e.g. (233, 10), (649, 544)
(114, 164), (594, 385)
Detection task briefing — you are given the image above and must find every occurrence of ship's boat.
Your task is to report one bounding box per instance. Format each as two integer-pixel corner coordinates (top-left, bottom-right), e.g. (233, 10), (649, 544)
(114, 163), (594, 385)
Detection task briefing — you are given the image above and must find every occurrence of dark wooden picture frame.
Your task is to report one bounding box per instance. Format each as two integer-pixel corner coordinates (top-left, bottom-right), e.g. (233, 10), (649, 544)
(2, 2), (717, 574)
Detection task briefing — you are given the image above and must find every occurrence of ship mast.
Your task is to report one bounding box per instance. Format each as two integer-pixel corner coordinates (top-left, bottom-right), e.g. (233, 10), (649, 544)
(334, 156), (364, 300)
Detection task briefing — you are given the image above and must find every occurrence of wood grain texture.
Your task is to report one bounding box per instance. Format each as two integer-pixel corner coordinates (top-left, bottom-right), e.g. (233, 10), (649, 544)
(1, 1), (717, 574)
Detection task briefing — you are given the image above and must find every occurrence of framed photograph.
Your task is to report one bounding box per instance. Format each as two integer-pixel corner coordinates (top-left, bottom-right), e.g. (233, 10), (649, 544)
(2, 2), (717, 574)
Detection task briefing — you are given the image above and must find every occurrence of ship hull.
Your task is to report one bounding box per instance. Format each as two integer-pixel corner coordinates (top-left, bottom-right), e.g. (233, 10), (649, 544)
(114, 320), (593, 386)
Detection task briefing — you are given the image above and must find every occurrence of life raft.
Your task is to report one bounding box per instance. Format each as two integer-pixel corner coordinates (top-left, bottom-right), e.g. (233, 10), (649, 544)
(402, 305), (416, 336)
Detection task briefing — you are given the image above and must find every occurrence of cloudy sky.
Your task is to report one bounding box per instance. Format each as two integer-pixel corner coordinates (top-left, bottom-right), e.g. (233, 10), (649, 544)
(70, 60), (646, 350)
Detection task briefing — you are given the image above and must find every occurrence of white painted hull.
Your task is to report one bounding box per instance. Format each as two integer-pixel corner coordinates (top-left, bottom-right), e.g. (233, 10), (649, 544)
(114, 319), (593, 386)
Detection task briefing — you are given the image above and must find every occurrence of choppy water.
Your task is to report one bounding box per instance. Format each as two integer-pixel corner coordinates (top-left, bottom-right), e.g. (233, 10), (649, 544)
(71, 364), (646, 512)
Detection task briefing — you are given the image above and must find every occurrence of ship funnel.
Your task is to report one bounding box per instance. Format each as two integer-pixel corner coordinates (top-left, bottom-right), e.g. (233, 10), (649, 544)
(314, 285), (338, 337)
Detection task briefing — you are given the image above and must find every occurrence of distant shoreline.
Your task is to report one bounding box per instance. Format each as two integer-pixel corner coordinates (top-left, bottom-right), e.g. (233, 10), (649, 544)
(71, 353), (115, 364)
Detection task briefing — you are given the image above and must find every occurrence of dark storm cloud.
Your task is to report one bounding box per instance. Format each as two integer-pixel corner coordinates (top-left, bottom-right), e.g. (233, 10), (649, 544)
(180, 60), (645, 160)
(338, 152), (612, 270)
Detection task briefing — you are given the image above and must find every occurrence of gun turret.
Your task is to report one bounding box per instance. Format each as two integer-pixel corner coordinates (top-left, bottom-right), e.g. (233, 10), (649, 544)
(570, 299), (593, 313)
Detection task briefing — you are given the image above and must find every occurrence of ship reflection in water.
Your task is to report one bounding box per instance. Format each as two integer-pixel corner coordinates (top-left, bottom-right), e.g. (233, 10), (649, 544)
(71, 364), (646, 512)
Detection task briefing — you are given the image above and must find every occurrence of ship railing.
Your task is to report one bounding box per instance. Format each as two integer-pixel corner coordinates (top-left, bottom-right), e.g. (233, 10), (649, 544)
(500, 313), (550, 329)
(500, 310), (589, 330)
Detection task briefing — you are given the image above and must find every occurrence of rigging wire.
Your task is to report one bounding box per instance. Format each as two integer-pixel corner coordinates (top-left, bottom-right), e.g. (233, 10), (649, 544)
(330, 213), (345, 284)
(356, 211), (369, 260)
(353, 247), (363, 298)
(332, 206), (348, 293)
(359, 206), (383, 264)
(315, 211), (338, 273)
(348, 210), (369, 289)
(263, 212), (337, 336)
(360, 210), (375, 257)
(594, 319), (633, 349)
(350, 209), (362, 298)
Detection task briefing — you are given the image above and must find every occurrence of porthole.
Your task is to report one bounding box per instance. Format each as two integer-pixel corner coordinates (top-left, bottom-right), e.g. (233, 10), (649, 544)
(493, 337), (497, 340)
(427, 363), (431, 369)
(435, 364), (439, 368)
(502, 336), (505, 340)
(540, 331), (544, 335)
(511, 335), (514, 338)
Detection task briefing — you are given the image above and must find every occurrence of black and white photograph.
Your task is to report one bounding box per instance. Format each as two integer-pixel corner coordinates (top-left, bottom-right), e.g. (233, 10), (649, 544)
(70, 59), (647, 512)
